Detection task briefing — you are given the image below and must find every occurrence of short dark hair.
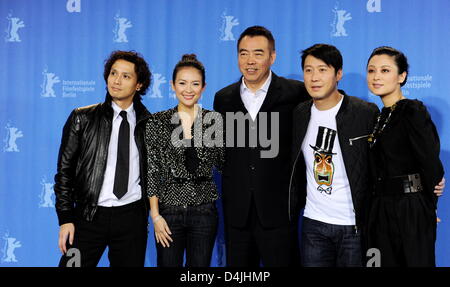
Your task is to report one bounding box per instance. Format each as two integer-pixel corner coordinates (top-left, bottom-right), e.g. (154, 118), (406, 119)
(301, 44), (343, 75)
(237, 26), (275, 52)
(172, 54), (206, 86)
(367, 46), (409, 86)
(103, 50), (151, 101)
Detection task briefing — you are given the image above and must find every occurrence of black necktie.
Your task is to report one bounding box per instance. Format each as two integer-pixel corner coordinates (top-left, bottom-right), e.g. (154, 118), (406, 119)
(113, 110), (130, 199)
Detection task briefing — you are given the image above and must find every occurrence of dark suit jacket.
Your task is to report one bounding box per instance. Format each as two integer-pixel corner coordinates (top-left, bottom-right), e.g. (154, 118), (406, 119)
(214, 72), (308, 228)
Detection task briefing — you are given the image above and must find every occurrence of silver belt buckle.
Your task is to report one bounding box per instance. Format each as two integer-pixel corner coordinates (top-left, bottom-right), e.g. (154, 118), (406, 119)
(404, 174), (422, 193)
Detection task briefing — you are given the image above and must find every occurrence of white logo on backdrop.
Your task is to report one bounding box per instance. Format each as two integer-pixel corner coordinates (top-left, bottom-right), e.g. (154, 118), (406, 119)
(402, 75), (433, 96)
(5, 13), (25, 42)
(367, 0), (382, 13)
(3, 123), (23, 152)
(41, 69), (61, 98)
(331, 3), (352, 37)
(149, 73), (166, 98)
(66, 0), (81, 13)
(41, 68), (95, 98)
(113, 13), (132, 43)
(39, 178), (55, 208)
(1, 232), (21, 263)
(220, 11), (239, 41)
(62, 80), (95, 98)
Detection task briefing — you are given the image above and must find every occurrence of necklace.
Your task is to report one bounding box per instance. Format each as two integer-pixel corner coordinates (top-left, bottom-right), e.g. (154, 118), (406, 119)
(368, 103), (397, 148)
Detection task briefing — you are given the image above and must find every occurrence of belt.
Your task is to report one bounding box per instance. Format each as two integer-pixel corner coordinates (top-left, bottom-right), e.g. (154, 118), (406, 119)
(170, 176), (212, 184)
(97, 198), (144, 211)
(375, 173), (423, 195)
(159, 202), (216, 212)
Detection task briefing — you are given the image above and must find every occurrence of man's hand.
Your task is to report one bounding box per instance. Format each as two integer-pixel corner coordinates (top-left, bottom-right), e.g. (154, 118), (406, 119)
(58, 223), (75, 254)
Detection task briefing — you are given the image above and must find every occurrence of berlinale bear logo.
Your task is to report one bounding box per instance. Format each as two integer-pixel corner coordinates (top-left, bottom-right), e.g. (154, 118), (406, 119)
(5, 13), (25, 42)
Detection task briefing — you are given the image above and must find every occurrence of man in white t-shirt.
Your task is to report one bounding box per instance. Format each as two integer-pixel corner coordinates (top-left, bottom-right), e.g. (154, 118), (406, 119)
(289, 44), (379, 266)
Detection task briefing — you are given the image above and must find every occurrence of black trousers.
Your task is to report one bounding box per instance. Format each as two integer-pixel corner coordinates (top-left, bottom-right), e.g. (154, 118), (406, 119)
(59, 200), (148, 267)
(225, 201), (299, 267)
(368, 192), (436, 267)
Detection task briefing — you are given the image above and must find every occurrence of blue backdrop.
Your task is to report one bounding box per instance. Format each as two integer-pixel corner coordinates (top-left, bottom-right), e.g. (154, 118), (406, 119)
(0, 0), (449, 267)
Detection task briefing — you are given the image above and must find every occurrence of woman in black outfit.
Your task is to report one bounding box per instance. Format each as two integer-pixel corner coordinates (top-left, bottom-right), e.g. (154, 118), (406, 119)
(145, 54), (223, 267)
(366, 46), (444, 266)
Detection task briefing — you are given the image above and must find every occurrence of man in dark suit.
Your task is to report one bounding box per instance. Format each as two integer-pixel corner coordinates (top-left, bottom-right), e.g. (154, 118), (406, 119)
(214, 26), (308, 266)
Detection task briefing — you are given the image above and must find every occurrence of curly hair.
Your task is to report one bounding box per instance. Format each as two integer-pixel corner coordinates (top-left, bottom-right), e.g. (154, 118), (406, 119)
(103, 50), (151, 101)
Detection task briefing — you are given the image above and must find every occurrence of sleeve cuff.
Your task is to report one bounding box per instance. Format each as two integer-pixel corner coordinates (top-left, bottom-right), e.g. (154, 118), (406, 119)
(56, 209), (76, 226)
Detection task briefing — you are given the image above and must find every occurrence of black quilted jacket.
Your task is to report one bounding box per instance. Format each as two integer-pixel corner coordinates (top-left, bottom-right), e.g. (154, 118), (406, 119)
(289, 91), (379, 231)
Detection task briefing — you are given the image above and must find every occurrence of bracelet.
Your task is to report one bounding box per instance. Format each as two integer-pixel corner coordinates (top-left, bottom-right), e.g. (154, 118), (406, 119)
(152, 215), (163, 224)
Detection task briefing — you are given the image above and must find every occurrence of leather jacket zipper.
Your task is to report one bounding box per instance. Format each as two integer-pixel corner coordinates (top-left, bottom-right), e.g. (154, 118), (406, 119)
(75, 113), (81, 131)
(348, 134), (370, 146)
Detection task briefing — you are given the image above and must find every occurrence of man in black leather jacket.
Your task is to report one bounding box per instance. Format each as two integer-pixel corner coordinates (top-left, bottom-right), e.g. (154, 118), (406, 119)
(289, 44), (379, 267)
(54, 50), (151, 267)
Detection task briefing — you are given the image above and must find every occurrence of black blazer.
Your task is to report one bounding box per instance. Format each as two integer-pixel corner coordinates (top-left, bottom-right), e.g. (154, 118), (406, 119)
(214, 72), (308, 228)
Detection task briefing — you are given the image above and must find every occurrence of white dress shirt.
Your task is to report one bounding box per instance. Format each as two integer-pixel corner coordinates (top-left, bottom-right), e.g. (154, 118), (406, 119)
(240, 71), (272, 121)
(98, 101), (142, 207)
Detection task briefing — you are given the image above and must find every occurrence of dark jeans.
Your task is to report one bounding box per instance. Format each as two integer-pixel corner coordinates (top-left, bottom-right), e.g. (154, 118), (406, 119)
(301, 217), (362, 267)
(59, 199), (148, 267)
(156, 202), (218, 267)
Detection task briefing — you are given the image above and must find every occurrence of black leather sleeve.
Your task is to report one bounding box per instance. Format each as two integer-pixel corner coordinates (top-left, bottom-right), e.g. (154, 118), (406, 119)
(54, 109), (81, 226)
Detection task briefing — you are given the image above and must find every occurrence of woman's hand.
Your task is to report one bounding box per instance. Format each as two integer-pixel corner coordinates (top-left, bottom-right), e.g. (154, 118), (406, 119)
(153, 215), (173, 248)
(434, 177), (445, 197)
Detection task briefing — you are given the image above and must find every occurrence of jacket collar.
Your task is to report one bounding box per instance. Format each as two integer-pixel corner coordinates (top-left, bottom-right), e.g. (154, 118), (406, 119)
(336, 89), (351, 124)
(302, 89), (350, 120)
(230, 71), (281, 114)
(260, 72), (283, 113)
(294, 89), (350, 150)
(169, 105), (205, 126)
(240, 70), (272, 95)
(102, 92), (150, 123)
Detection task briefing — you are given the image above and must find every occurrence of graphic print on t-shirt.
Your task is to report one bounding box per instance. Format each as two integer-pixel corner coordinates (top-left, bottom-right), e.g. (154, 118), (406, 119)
(310, 126), (337, 195)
